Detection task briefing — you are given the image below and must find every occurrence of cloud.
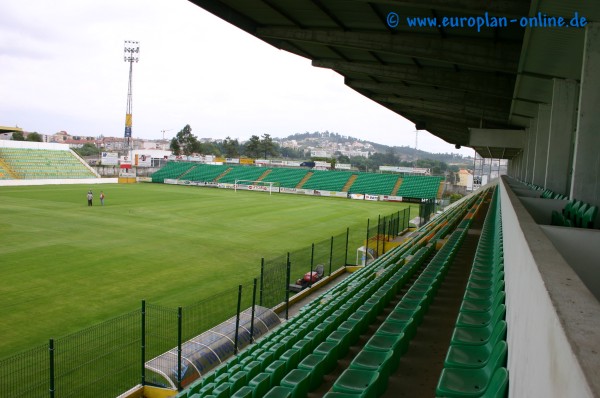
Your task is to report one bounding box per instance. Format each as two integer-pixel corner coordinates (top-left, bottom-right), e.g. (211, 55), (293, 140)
(0, 0), (475, 156)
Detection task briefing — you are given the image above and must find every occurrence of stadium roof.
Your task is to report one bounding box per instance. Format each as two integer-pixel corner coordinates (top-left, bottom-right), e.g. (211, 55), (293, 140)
(189, 0), (600, 160)
(0, 126), (23, 134)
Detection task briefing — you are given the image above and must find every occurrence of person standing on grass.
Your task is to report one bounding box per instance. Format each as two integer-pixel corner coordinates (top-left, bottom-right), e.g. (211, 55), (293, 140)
(100, 191), (105, 206)
(87, 190), (93, 206)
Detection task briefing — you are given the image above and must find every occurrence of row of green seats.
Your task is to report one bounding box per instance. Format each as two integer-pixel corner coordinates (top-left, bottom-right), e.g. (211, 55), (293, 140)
(436, 187), (508, 398)
(327, 223), (471, 398)
(551, 199), (598, 229)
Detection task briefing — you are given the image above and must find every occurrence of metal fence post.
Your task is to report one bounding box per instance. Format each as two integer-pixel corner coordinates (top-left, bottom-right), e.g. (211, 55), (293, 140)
(376, 215), (381, 257)
(141, 300), (146, 386)
(309, 243), (314, 288)
(365, 219), (370, 265)
(250, 279), (257, 344)
(344, 227), (349, 266)
(177, 307), (182, 392)
(329, 236), (333, 276)
(382, 216), (387, 253)
(259, 258), (264, 306)
(49, 339), (55, 398)
(235, 285), (242, 354)
(285, 253), (291, 320)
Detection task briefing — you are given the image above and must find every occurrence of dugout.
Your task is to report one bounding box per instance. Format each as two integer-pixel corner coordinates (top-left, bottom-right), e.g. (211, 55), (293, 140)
(144, 306), (280, 389)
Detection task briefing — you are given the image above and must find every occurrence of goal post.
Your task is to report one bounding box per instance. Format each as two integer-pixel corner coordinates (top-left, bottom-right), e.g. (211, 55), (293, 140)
(234, 180), (279, 195)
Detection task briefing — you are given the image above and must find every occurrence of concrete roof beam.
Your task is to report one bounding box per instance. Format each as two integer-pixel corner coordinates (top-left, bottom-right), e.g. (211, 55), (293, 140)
(316, 60), (515, 97)
(257, 27), (520, 72)
(371, 94), (510, 121)
(348, 79), (513, 106)
(348, 0), (529, 17)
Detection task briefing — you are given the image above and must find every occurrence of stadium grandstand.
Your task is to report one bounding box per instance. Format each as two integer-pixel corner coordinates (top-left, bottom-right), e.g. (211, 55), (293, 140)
(152, 161), (443, 202)
(0, 140), (101, 183)
(156, 1), (600, 397)
(1, 1), (599, 397)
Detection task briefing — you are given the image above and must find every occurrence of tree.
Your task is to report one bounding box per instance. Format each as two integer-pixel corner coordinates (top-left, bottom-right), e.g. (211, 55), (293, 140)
(74, 143), (100, 157)
(260, 133), (278, 158)
(12, 131), (24, 141)
(222, 136), (240, 158)
(337, 154), (351, 164)
(26, 132), (43, 142)
(170, 125), (201, 156)
(244, 135), (261, 159)
(202, 142), (222, 156)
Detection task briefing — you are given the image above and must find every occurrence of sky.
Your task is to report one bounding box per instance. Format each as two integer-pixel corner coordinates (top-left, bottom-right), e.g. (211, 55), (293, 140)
(0, 0), (474, 156)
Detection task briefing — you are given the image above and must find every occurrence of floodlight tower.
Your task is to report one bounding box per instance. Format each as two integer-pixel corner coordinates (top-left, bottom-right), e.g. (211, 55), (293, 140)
(123, 40), (139, 157)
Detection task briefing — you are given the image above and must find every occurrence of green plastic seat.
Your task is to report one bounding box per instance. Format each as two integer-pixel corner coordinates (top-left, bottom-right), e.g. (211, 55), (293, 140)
(326, 329), (352, 357)
(332, 369), (380, 398)
(231, 386), (253, 398)
(297, 353), (327, 391)
(349, 349), (395, 394)
(243, 361), (262, 381)
(461, 291), (505, 314)
(304, 329), (325, 348)
(186, 375), (206, 394)
(280, 368), (311, 398)
(445, 339), (507, 369)
(313, 341), (340, 373)
(292, 339), (312, 358)
(212, 382), (232, 398)
(338, 319), (362, 344)
(228, 371), (247, 395)
(198, 382), (215, 396)
(263, 386), (293, 398)
(279, 335), (296, 349)
(480, 367), (509, 398)
(280, 348), (301, 372)
(268, 342), (286, 358)
(456, 305), (505, 329)
(451, 319), (507, 348)
(436, 341), (507, 397)
(582, 205), (598, 229)
(364, 333), (408, 365)
(348, 311), (370, 334)
(574, 203), (590, 227)
(265, 359), (287, 386)
(377, 317), (415, 339)
(248, 372), (272, 397)
(256, 351), (275, 371)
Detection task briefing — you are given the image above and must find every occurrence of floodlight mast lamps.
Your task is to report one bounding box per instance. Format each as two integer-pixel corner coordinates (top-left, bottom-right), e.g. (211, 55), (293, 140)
(123, 40), (139, 157)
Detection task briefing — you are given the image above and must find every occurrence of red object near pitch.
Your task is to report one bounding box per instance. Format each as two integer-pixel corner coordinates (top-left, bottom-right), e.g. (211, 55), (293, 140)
(303, 271), (319, 283)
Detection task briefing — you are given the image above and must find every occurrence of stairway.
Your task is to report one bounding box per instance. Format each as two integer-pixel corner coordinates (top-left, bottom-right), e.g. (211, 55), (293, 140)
(214, 167), (233, 182)
(177, 165), (198, 180)
(342, 174), (358, 192)
(436, 181), (445, 199)
(256, 169), (272, 183)
(391, 177), (403, 196)
(295, 171), (313, 189)
(0, 158), (18, 179)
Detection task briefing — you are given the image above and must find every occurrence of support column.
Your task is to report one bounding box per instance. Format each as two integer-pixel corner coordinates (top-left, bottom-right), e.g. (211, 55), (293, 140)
(572, 23), (600, 204)
(533, 105), (551, 187)
(546, 79), (578, 195)
(521, 130), (529, 181)
(525, 120), (537, 184)
(513, 152), (523, 180)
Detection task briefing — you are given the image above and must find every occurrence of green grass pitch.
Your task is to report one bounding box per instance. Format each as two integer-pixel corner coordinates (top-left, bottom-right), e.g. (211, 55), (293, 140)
(0, 183), (413, 358)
